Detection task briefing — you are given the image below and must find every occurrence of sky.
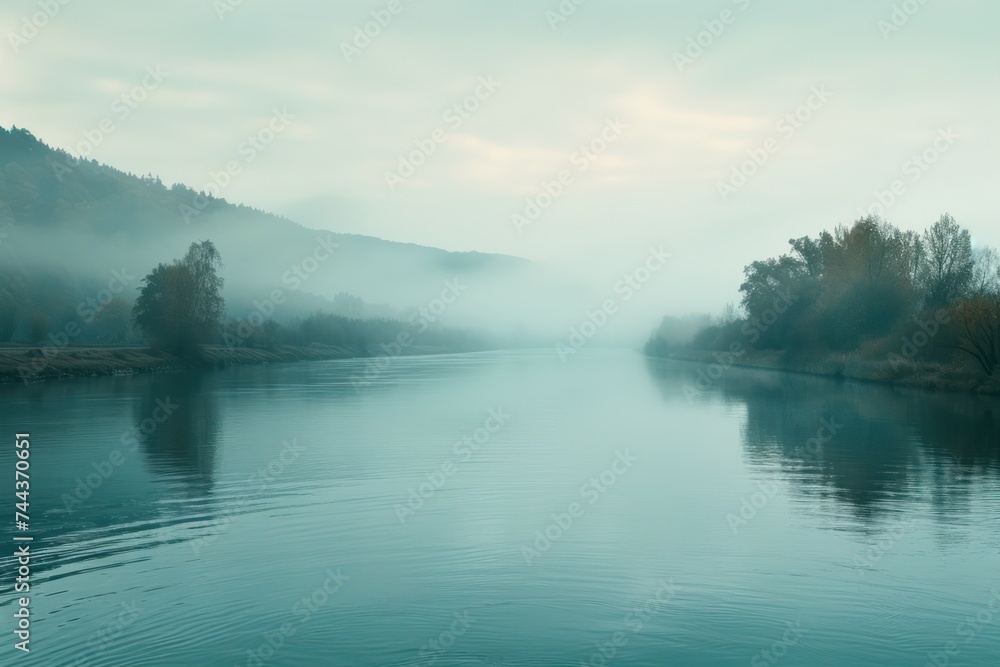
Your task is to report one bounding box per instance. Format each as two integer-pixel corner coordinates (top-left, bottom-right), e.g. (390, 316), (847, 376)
(2, 0), (999, 315)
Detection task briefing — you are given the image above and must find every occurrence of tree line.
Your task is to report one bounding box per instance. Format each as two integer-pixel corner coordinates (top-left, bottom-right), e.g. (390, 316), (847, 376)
(127, 241), (484, 357)
(2, 238), (487, 358)
(648, 215), (1000, 378)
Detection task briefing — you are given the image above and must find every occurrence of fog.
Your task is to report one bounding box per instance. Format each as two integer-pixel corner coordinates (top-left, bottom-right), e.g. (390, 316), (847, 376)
(4, 5), (1000, 665)
(0, 180), (673, 348)
(4, 1), (1000, 353)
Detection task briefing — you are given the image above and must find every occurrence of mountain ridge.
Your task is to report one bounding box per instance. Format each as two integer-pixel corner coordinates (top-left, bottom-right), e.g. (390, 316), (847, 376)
(0, 124), (572, 335)
(0, 124), (527, 267)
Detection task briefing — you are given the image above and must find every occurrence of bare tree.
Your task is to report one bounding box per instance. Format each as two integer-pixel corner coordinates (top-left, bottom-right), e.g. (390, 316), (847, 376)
(970, 246), (1000, 297)
(718, 302), (738, 326)
(920, 214), (974, 307)
(950, 296), (1000, 376)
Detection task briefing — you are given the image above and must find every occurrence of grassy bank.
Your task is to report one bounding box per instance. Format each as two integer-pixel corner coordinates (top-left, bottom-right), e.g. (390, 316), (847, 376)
(657, 348), (1000, 395)
(0, 344), (364, 384)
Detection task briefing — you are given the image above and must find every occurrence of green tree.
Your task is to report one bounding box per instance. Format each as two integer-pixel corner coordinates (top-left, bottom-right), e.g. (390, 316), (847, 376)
(133, 241), (225, 352)
(739, 254), (819, 349)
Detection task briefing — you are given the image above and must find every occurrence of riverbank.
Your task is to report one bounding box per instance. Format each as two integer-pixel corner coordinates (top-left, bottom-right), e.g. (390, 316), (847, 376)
(0, 344), (365, 384)
(656, 349), (1000, 395)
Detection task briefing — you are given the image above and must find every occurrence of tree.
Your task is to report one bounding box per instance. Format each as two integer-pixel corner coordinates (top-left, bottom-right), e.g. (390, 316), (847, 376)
(950, 296), (1000, 376)
(182, 240), (226, 339)
(718, 302), (738, 327)
(739, 254), (818, 349)
(822, 217), (918, 290)
(789, 232), (832, 279)
(970, 247), (1000, 298)
(133, 241), (225, 352)
(950, 245), (1000, 377)
(91, 297), (136, 343)
(815, 218), (919, 349)
(919, 214), (974, 308)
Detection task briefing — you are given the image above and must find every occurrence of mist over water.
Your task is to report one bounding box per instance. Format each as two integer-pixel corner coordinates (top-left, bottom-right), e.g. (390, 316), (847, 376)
(2, 350), (998, 666)
(3, 2), (1000, 664)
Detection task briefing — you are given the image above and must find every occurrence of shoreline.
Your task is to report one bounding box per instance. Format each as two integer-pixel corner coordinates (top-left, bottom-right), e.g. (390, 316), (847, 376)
(650, 349), (1000, 396)
(2, 343), (504, 385)
(0, 344), (378, 384)
(9, 343), (996, 395)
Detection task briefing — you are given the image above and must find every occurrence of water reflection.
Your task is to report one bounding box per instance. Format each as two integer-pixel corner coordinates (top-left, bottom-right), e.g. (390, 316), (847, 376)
(0, 352), (998, 665)
(0, 371), (223, 584)
(645, 357), (1000, 523)
(136, 373), (219, 492)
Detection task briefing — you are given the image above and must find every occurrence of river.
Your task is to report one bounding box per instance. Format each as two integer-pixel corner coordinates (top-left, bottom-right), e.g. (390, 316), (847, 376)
(1, 350), (998, 666)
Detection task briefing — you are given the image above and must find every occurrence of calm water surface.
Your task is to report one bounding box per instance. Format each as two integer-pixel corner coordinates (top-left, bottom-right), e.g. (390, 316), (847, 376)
(1, 350), (999, 666)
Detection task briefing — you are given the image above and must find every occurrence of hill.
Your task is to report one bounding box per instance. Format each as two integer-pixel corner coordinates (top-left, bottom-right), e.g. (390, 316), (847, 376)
(0, 125), (572, 343)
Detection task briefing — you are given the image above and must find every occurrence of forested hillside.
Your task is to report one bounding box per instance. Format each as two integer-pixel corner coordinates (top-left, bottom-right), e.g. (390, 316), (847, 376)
(0, 126), (563, 346)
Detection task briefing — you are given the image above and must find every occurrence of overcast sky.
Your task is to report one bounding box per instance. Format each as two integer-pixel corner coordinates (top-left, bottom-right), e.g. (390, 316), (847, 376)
(3, 0), (998, 314)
